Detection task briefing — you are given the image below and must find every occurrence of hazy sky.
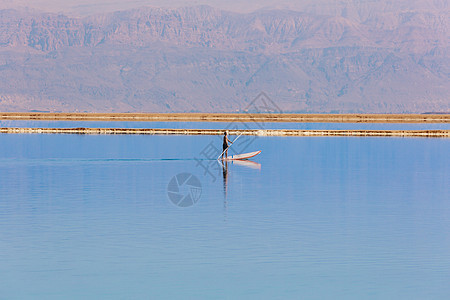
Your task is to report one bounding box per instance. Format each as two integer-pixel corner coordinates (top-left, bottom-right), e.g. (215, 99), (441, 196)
(0, 0), (339, 14)
(0, 0), (439, 15)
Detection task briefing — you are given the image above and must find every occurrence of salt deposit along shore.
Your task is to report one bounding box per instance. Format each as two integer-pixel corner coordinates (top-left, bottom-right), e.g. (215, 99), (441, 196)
(0, 113), (449, 123)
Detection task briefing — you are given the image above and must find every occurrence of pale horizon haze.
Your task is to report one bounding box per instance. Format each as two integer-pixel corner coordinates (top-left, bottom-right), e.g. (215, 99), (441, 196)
(1, 0), (446, 15)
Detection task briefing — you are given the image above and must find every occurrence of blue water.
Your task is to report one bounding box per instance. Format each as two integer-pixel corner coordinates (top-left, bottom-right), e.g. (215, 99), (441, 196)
(0, 131), (449, 299)
(1, 120), (449, 130)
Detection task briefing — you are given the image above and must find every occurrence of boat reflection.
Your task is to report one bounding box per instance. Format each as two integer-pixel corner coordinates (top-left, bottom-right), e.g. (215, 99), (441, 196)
(231, 159), (261, 170)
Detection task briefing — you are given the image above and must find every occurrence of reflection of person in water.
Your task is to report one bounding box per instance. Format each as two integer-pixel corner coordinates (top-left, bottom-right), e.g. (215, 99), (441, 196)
(220, 160), (229, 216)
(222, 160), (229, 199)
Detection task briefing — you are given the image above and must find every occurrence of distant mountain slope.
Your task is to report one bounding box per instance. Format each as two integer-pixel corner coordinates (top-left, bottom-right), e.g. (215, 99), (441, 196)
(0, 5), (448, 112)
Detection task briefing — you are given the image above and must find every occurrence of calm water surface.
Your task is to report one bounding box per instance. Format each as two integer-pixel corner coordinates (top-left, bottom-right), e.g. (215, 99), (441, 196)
(0, 130), (449, 299)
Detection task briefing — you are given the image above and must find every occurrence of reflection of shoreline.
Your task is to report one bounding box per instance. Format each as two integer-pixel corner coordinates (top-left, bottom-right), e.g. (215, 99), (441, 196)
(1, 112), (449, 123)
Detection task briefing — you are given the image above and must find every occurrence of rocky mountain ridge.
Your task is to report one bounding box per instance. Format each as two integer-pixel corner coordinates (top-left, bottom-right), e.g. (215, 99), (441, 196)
(0, 5), (448, 112)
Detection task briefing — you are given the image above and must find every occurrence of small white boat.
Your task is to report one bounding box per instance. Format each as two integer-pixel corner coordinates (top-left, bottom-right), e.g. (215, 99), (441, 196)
(221, 150), (261, 161)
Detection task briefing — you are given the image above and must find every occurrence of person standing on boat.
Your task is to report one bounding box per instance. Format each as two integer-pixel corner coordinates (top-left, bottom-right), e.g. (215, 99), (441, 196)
(222, 131), (232, 159)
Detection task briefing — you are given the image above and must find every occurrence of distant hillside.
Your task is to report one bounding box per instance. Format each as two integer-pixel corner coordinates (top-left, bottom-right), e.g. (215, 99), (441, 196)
(0, 4), (448, 112)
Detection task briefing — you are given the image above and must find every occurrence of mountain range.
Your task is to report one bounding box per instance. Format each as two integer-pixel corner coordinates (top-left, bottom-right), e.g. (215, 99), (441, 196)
(0, 3), (448, 112)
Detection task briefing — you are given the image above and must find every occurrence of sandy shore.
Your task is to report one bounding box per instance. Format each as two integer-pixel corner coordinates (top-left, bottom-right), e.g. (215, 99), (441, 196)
(0, 112), (449, 123)
(1, 127), (448, 137)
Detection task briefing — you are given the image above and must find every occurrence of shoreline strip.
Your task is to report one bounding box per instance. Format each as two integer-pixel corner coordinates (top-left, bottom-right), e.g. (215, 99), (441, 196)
(1, 113), (449, 123)
(1, 127), (449, 137)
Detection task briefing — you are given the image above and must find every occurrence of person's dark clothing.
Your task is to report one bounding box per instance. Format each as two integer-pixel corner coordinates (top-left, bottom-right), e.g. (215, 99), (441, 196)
(223, 136), (229, 151)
